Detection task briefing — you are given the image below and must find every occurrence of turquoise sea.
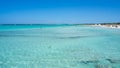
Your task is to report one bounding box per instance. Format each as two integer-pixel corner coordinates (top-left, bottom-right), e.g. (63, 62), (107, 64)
(0, 25), (120, 68)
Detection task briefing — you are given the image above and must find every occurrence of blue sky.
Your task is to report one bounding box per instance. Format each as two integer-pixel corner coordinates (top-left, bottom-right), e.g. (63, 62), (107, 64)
(0, 0), (120, 24)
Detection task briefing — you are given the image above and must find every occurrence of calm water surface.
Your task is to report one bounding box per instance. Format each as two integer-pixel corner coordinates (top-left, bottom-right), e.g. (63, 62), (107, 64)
(0, 25), (120, 68)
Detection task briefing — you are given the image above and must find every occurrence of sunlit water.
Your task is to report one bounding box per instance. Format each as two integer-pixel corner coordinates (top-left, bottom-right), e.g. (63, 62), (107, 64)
(0, 25), (120, 68)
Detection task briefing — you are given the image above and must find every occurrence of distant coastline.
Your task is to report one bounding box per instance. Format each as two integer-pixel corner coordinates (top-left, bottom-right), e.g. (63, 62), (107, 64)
(89, 23), (120, 29)
(0, 23), (120, 29)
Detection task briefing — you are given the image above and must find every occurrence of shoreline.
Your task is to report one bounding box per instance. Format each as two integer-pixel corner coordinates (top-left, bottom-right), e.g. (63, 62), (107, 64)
(90, 24), (120, 29)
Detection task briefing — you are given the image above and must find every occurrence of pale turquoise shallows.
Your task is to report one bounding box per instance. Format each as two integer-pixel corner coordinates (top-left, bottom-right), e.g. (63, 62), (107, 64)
(0, 25), (120, 68)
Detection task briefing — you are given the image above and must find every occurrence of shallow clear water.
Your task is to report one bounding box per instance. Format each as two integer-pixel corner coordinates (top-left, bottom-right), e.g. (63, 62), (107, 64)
(0, 25), (120, 68)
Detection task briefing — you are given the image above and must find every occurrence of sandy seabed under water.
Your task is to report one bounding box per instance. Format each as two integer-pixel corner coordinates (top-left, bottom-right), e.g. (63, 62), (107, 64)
(0, 25), (120, 68)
